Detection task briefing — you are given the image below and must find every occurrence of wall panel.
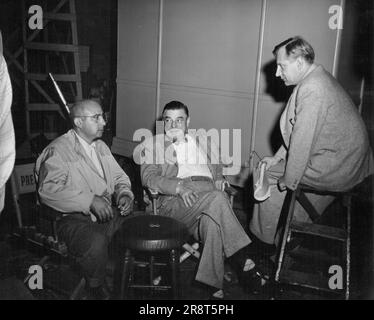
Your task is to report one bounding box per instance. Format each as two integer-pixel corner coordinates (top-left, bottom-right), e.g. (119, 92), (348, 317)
(114, 0), (160, 156)
(254, 0), (339, 159)
(115, 0), (340, 185)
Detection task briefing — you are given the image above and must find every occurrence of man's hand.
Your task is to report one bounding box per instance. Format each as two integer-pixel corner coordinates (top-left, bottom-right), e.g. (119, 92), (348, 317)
(118, 194), (133, 216)
(259, 156), (282, 170)
(90, 195), (113, 223)
(215, 179), (229, 191)
(166, 128), (185, 144)
(176, 182), (199, 207)
(277, 176), (287, 191)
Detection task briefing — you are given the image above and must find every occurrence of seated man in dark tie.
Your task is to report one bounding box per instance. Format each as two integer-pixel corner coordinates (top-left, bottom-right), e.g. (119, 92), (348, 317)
(35, 99), (134, 299)
(136, 100), (267, 299)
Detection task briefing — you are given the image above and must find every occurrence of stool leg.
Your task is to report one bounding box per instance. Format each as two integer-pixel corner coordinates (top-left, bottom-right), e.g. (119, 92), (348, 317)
(149, 255), (155, 298)
(113, 253), (123, 298)
(149, 255), (155, 285)
(345, 195), (351, 300)
(275, 189), (299, 282)
(170, 249), (179, 299)
(120, 249), (134, 300)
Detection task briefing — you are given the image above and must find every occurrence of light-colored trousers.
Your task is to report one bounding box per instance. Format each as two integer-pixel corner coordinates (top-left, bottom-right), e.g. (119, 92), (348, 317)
(158, 180), (251, 289)
(250, 163), (335, 245)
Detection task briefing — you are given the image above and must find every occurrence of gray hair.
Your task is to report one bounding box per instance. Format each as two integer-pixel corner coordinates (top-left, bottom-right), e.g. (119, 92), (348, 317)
(272, 36), (315, 64)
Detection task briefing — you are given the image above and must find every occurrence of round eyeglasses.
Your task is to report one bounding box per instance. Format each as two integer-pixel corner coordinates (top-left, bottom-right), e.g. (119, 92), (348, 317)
(163, 118), (185, 126)
(77, 113), (108, 123)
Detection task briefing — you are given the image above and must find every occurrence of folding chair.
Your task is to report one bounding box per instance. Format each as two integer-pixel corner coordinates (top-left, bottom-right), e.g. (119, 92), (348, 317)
(10, 162), (68, 255)
(9, 162), (86, 300)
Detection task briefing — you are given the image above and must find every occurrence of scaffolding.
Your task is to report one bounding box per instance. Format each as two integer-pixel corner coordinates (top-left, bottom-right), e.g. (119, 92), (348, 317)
(4, 0), (83, 141)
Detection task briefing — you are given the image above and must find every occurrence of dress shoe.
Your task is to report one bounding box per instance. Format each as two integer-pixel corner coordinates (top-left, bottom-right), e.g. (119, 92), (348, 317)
(209, 289), (224, 300)
(239, 264), (270, 294)
(230, 246), (274, 294)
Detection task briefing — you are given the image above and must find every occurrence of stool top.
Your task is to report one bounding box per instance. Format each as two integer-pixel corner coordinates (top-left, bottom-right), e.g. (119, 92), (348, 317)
(117, 215), (189, 252)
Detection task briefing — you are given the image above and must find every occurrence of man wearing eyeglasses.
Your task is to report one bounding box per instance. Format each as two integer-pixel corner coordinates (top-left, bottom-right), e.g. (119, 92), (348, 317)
(138, 101), (270, 299)
(35, 99), (134, 299)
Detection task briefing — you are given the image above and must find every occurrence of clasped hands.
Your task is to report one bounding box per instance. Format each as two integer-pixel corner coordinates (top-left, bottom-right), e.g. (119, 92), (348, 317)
(258, 155), (287, 192)
(89, 194), (133, 223)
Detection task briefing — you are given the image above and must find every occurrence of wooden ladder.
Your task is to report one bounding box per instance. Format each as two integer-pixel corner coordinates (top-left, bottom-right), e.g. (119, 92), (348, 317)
(21, 0), (82, 140)
(275, 185), (352, 300)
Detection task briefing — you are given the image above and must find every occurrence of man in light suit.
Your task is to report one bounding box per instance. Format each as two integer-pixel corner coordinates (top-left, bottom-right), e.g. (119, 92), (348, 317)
(139, 101), (267, 298)
(35, 99), (134, 299)
(250, 36), (374, 245)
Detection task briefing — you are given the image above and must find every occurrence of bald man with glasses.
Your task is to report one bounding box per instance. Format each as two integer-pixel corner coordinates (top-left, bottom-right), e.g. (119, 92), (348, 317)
(35, 99), (134, 299)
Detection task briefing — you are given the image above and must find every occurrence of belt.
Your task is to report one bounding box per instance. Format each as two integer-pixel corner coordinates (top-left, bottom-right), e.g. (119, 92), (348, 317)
(185, 176), (213, 182)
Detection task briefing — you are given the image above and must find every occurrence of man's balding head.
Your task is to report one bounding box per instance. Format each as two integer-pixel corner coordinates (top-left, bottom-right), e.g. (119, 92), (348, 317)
(70, 99), (106, 143)
(70, 99), (101, 126)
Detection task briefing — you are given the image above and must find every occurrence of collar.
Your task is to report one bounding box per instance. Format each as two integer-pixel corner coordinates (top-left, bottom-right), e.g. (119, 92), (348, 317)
(300, 63), (319, 83)
(74, 130), (96, 151)
(173, 134), (192, 146)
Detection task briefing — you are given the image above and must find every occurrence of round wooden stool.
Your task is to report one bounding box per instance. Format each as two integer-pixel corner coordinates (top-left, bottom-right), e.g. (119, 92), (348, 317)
(115, 214), (188, 299)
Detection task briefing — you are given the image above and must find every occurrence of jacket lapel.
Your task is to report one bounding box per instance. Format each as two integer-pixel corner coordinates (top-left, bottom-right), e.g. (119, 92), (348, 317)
(72, 132), (105, 180)
(94, 144), (108, 182)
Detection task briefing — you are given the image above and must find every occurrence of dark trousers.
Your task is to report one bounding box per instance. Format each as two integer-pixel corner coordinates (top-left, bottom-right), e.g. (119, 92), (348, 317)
(57, 209), (125, 288)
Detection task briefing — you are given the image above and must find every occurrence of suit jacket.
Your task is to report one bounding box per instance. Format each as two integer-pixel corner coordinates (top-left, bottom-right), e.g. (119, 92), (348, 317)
(138, 133), (224, 204)
(0, 54), (15, 212)
(275, 65), (374, 191)
(35, 129), (133, 214)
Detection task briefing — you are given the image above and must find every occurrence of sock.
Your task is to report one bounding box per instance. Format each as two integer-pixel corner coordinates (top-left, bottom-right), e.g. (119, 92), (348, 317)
(243, 259), (256, 272)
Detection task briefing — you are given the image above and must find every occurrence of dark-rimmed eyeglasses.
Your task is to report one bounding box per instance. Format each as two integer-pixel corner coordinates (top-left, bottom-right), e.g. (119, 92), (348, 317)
(163, 118), (185, 126)
(77, 113), (108, 123)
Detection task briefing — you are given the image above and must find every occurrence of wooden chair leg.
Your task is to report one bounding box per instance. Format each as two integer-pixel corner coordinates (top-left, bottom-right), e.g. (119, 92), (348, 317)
(170, 249), (179, 300)
(69, 277), (86, 300)
(149, 255), (155, 286)
(148, 255), (156, 298)
(275, 189), (299, 282)
(119, 249), (133, 299)
(345, 195), (351, 300)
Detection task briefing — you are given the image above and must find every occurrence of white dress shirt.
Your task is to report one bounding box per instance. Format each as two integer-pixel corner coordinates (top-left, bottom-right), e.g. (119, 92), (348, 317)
(75, 133), (104, 178)
(173, 135), (212, 179)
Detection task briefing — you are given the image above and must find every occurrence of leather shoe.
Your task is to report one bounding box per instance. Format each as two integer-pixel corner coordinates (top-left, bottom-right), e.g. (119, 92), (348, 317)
(209, 289), (224, 300)
(239, 265), (270, 294)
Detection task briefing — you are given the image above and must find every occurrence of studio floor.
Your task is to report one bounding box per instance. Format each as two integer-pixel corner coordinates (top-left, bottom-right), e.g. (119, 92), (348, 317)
(0, 185), (373, 300)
